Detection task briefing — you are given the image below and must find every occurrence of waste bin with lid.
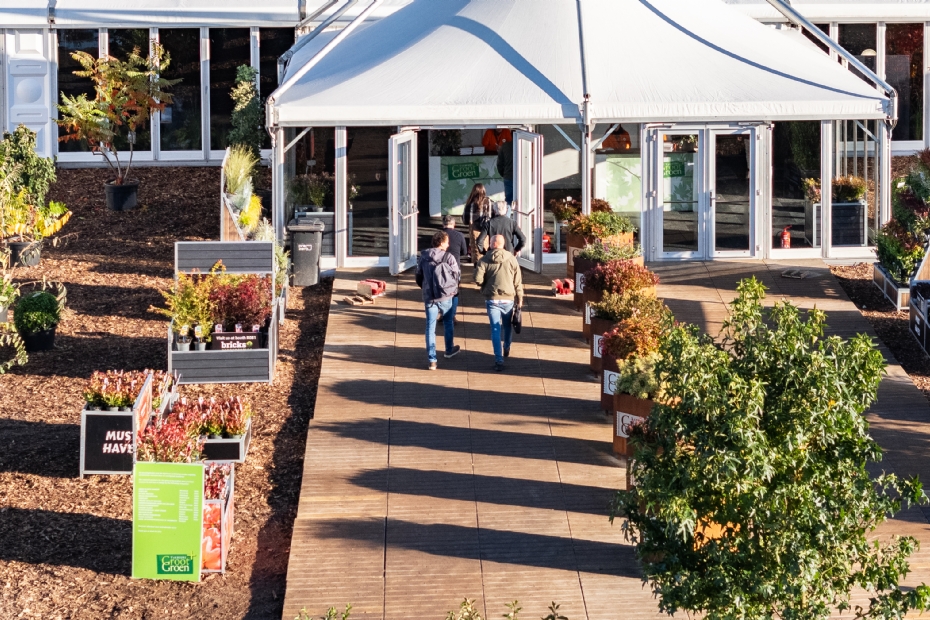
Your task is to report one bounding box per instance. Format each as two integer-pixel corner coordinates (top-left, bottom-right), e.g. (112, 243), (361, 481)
(287, 218), (325, 286)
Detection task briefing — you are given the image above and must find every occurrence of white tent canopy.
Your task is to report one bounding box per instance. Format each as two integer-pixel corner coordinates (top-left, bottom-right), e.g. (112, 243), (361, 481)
(51, 0), (300, 27)
(271, 0), (890, 127)
(724, 0), (930, 22)
(3, 1), (49, 26)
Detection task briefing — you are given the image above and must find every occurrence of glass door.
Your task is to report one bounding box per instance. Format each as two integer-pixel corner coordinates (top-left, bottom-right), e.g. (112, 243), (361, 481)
(709, 129), (754, 257)
(658, 132), (703, 258)
(513, 130), (544, 273)
(388, 130), (418, 275)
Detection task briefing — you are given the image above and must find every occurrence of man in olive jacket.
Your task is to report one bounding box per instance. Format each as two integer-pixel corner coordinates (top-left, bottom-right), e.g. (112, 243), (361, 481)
(475, 234), (524, 372)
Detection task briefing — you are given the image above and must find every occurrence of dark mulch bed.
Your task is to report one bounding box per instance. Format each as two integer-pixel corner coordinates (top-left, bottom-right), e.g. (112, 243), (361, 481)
(0, 167), (331, 619)
(830, 262), (930, 401)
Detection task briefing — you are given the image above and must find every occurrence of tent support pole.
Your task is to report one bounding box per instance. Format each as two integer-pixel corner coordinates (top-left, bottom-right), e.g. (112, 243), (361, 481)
(273, 127), (286, 242)
(581, 96), (592, 215)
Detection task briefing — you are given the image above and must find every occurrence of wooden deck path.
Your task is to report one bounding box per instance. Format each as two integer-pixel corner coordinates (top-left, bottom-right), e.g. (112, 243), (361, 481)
(281, 260), (930, 620)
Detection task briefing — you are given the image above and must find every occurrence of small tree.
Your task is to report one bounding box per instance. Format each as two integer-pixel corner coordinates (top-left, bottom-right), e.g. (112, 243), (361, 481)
(227, 65), (264, 160)
(56, 43), (178, 185)
(613, 277), (930, 620)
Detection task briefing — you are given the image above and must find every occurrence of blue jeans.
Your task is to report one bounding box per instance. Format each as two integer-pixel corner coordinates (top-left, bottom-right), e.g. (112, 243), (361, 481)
(486, 300), (514, 364)
(503, 178), (514, 204)
(425, 297), (457, 362)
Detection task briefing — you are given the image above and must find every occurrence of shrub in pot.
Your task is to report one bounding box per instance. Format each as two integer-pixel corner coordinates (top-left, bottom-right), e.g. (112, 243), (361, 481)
(590, 290), (666, 372)
(224, 144), (259, 212)
(582, 260), (660, 340)
(561, 198), (618, 276)
(875, 172), (930, 284)
(14, 290), (62, 352)
(290, 173), (333, 212)
(56, 43), (178, 211)
(573, 241), (643, 310)
(82, 369), (150, 411)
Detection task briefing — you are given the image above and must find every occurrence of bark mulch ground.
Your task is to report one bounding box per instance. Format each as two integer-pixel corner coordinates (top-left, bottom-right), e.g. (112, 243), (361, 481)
(830, 262), (930, 401)
(0, 166), (331, 619)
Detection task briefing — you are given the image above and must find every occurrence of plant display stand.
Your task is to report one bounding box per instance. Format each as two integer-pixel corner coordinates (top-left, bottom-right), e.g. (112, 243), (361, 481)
(167, 241), (280, 384)
(873, 263), (911, 311)
(80, 373), (178, 477)
(132, 462), (235, 581)
(201, 419), (252, 463)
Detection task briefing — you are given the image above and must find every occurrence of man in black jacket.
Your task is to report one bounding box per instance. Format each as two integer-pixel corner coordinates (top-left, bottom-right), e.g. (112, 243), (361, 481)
(477, 201), (526, 256)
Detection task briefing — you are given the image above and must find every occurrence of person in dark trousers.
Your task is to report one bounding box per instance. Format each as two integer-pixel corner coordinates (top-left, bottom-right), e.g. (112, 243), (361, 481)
(477, 201), (526, 256)
(442, 215), (468, 267)
(497, 135), (514, 203)
(415, 230), (461, 370)
(462, 183), (491, 264)
(475, 234), (524, 372)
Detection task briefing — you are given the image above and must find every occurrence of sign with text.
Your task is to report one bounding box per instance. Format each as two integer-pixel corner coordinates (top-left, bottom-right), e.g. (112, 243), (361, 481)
(575, 272), (585, 294)
(210, 332), (262, 350)
(81, 412), (134, 473)
(447, 162), (480, 181)
(603, 369), (619, 396)
(592, 334), (604, 359)
(132, 462), (204, 581)
(616, 412), (645, 438)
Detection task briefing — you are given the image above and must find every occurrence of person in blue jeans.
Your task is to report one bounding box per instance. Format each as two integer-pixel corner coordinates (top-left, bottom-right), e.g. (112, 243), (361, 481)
(415, 231), (461, 370)
(474, 235), (524, 372)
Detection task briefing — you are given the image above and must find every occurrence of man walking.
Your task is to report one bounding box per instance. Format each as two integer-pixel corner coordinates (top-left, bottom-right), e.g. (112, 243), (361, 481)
(475, 234), (524, 372)
(442, 215), (468, 267)
(477, 201), (527, 256)
(415, 230), (461, 370)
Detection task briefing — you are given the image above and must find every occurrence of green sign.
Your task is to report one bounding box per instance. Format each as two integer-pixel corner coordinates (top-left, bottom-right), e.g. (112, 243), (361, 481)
(448, 162), (480, 181)
(664, 160), (686, 178)
(132, 462), (204, 581)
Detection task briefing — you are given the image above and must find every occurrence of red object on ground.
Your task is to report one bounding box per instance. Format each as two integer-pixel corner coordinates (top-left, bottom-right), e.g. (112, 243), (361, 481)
(358, 279), (387, 297)
(552, 278), (574, 296)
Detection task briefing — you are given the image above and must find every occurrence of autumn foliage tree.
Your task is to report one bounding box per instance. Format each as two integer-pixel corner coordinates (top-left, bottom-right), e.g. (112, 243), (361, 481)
(613, 277), (930, 620)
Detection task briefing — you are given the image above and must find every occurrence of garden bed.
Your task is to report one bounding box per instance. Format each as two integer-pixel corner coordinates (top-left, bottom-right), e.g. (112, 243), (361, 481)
(0, 166), (330, 619)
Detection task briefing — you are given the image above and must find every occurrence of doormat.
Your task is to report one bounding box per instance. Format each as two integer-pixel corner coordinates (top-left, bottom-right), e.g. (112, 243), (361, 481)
(780, 269), (813, 279)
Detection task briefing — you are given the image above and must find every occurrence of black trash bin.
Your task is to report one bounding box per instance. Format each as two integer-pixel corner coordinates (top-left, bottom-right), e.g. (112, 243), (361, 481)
(287, 218), (325, 286)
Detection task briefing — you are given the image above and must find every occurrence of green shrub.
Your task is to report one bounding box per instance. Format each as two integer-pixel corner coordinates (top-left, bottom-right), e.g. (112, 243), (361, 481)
(577, 241), (640, 262)
(224, 144), (258, 197)
(0, 125), (56, 206)
(832, 175), (868, 202)
(227, 65), (263, 160)
(14, 290), (61, 333)
(615, 352), (660, 400)
(566, 210), (637, 237)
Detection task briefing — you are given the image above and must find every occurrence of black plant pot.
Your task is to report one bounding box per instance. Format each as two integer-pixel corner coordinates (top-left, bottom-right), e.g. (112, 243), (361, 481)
(21, 327), (56, 352)
(104, 179), (140, 211)
(8, 240), (41, 267)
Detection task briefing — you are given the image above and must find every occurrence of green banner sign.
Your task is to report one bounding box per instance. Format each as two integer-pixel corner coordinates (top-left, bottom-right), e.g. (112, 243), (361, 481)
(132, 462), (204, 581)
(447, 162), (480, 181)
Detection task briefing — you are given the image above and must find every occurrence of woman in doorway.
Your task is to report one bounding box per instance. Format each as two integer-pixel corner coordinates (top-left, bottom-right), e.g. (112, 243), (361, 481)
(463, 183), (491, 265)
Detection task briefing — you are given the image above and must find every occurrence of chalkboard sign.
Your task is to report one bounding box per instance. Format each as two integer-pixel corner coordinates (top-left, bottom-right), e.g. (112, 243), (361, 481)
(80, 412), (134, 473)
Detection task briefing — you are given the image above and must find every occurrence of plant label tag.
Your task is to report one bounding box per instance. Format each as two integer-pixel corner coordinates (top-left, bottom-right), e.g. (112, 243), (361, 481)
(593, 334), (603, 359)
(234, 324), (243, 333)
(214, 323), (223, 334)
(585, 303), (593, 325)
(576, 272), (585, 294)
(616, 412), (645, 438)
(603, 370), (619, 396)
(251, 324), (260, 333)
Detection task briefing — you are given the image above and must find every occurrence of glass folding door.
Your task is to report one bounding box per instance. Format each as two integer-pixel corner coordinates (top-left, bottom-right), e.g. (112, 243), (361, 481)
(658, 132), (702, 258)
(388, 130), (418, 275)
(513, 130), (544, 273)
(709, 129), (754, 257)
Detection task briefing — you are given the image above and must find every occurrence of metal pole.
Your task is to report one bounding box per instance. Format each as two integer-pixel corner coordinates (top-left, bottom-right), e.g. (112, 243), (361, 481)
(273, 127), (286, 241)
(335, 127), (348, 267)
(821, 120), (833, 256)
(581, 97), (592, 215)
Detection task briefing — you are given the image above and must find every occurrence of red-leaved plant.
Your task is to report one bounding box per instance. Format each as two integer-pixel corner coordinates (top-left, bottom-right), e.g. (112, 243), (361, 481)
(208, 272), (272, 331)
(601, 302), (672, 360)
(584, 260), (659, 295)
(168, 395), (253, 437)
(136, 417), (203, 463)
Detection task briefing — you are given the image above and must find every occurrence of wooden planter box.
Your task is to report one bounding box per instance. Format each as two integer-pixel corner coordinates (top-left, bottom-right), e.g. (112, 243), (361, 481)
(600, 354), (619, 412)
(201, 419), (253, 463)
(613, 393), (655, 458)
(590, 317), (617, 372)
(573, 256), (597, 310)
(80, 373), (154, 477)
(872, 263), (910, 311)
(167, 242), (280, 385)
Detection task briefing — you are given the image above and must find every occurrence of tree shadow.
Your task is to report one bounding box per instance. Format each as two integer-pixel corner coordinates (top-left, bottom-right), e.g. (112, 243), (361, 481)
(0, 508), (131, 575)
(0, 419), (79, 478)
(3, 333), (167, 379)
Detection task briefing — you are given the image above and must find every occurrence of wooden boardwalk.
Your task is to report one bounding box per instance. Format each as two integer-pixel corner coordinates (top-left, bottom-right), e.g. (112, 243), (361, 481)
(281, 260), (930, 620)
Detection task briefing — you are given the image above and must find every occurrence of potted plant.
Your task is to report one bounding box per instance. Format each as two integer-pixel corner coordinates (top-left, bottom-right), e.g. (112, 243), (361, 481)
(290, 173), (333, 212)
(802, 175), (869, 247)
(612, 352), (662, 457)
(573, 241), (643, 311)
(56, 43), (179, 211)
(224, 144), (259, 213)
(562, 198), (613, 277)
(582, 260), (659, 340)
(14, 289), (62, 351)
(874, 168), (930, 310)
(0, 125), (56, 207)
(599, 297), (670, 413)
(589, 289), (665, 372)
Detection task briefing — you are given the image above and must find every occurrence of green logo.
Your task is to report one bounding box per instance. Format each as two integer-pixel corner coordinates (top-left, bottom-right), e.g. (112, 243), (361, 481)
(664, 161), (685, 178)
(157, 554), (194, 574)
(448, 162), (480, 181)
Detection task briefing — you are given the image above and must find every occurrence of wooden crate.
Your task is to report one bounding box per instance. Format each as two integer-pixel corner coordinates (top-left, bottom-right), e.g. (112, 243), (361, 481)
(872, 263), (910, 311)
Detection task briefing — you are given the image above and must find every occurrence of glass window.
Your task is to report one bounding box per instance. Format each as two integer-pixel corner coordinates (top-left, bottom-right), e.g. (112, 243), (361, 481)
(540, 124), (581, 252)
(209, 28), (251, 151)
(772, 122), (821, 249)
(160, 29), (203, 151)
(259, 28), (294, 148)
(831, 119), (880, 248)
(346, 127), (391, 257)
(803, 23), (831, 53)
(57, 29), (99, 152)
(660, 133), (700, 254)
(886, 24), (924, 142)
(594, 122), (642, 226)
(108, 29), (152, 151)
(838, 24), (877, 81)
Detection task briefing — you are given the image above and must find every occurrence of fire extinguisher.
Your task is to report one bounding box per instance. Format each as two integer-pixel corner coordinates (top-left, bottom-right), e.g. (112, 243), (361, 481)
(542, 233), (551, 253)
(780, 226), (792, 249)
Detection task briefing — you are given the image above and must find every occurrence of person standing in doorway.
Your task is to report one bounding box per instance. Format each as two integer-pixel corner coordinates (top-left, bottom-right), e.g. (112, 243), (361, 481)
(477, 201), (526, 256)
(463, 183), (491, 264)
(415, 231), (461, 370)
(497, 134), (514, 204)
(475, 234), (524, 372)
